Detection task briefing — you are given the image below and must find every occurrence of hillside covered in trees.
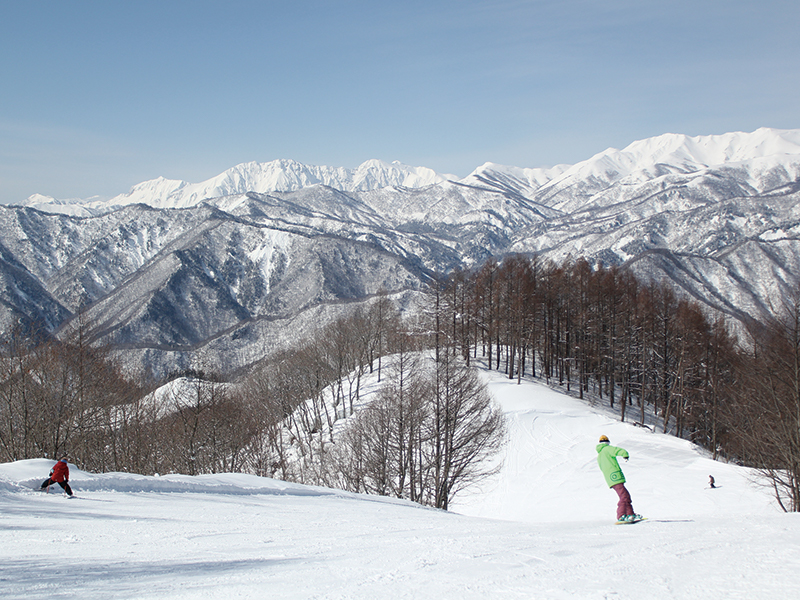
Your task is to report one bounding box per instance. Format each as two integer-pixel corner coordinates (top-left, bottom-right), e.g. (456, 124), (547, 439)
(2, 254), (800, 510)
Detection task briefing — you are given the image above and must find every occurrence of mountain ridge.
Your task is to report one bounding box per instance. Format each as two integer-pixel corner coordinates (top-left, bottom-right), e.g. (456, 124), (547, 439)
(16, 128), (800, 216)
(3, 127), (799, 378)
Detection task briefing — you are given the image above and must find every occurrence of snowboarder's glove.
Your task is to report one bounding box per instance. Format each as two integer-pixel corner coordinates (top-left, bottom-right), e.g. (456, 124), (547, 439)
(624, 457), (629, 461)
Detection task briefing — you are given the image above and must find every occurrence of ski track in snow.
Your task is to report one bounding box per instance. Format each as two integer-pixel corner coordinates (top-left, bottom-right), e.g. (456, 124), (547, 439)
(2, 368), (800, 599)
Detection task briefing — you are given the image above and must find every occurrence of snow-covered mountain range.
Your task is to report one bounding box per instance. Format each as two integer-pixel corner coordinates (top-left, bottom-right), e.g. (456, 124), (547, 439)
(19, 159), (458, 215)
(3, 128), (800, 377)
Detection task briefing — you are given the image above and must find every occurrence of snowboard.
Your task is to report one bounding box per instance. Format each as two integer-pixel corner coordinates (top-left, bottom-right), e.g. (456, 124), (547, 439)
(615, 516), (646, 525)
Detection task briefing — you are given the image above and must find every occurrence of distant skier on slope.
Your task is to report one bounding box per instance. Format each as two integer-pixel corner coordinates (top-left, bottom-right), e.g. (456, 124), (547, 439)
(40, 456), (73, 497)
(596, 435), (641, 523)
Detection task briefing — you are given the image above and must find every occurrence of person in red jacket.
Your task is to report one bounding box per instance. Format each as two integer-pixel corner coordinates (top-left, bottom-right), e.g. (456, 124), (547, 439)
(40, 457), (73, 496)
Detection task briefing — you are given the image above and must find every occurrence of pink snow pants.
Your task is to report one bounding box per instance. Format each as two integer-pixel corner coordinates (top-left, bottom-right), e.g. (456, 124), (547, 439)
(611, 483), (634, 519)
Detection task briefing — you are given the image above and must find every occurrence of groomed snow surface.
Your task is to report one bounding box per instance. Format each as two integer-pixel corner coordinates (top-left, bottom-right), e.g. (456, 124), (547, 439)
(2, 368), (799, 599)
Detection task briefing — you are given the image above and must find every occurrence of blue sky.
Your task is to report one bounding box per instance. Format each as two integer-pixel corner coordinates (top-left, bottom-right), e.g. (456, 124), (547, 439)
(1, 0), (797, 204)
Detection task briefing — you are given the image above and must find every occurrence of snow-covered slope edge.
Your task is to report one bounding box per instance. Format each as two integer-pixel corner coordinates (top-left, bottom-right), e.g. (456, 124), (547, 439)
(0, 458), (397, 501)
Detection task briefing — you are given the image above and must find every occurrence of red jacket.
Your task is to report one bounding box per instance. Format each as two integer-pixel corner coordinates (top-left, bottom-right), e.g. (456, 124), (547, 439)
(51, 460), (69, 483)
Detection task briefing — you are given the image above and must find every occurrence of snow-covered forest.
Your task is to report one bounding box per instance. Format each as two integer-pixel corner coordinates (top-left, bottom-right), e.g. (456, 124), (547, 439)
(3, 254), (800, 513)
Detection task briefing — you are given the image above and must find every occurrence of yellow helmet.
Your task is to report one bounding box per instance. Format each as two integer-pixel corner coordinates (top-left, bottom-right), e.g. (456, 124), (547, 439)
(599, 435), (609, 443)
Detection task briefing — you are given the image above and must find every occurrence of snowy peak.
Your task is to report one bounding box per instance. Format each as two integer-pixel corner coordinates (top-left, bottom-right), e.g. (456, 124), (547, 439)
(17, 193), (103, 217)
(615, 127), (800, 172)
(19, 193), (59, 206)
(82, 159), (457, 212)
(109, 176), (190, 208)
(533, 127), (800, 208)
(352, 159), (453, 190)
(573, 127), (800, 180)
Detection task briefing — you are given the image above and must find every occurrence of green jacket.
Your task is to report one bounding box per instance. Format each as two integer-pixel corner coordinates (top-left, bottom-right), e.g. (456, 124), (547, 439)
(596, 442), (629, 487)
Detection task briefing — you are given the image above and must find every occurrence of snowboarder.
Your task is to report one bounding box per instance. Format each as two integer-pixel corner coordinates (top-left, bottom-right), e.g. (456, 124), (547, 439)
(40, 456), (73, 496)
(596, 435), (641, 522)
(709, 475), (716, 489)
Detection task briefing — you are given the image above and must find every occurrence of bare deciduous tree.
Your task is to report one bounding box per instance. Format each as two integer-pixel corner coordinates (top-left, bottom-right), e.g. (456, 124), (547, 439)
(428, 350), (506, 509)
(727, 290), (800, 511)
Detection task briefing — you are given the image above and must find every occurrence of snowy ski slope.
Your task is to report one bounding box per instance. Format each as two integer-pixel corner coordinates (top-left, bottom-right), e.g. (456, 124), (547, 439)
(1, 367), (798, 599)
